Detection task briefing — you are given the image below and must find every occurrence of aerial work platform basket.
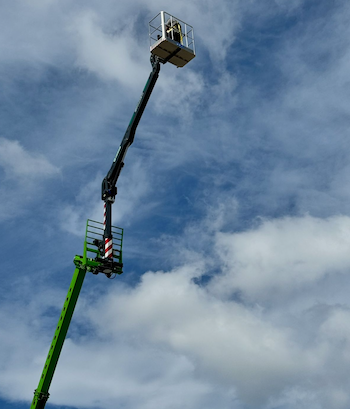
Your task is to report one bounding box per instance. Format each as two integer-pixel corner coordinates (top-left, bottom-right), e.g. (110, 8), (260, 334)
(149, 11), (195, 67)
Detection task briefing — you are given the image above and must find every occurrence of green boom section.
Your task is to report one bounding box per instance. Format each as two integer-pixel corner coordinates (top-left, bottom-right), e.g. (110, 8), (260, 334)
(30, 219), (123, 409)
(30, 267), (86, 409)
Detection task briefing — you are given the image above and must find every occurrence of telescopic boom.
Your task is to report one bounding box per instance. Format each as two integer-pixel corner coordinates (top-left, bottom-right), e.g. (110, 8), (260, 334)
(101, 55), (160, 257)
(102, 55), (160, 203)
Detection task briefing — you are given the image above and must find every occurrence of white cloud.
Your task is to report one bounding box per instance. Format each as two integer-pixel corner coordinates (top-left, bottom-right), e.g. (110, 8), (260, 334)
(0, 137), (60, 221)
(72, 10), (147, 87)
(0, 137), (59, 180)
(49, 339), (233, 409)
(320, 307), (350, 344)
(2, 215), (350, 409)
(210, 215), (350, 302)
(87, 263), (313, 406)
(173, 0), (242, 62)
(0, 274), (238, 409)
(154, 67), (205, 122)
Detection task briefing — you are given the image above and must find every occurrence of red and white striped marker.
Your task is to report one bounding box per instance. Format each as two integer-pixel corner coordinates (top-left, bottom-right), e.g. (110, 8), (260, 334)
(105, 237), (113, 259)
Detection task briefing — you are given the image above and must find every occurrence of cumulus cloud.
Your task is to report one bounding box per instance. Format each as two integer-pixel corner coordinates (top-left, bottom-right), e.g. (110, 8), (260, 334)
(2, 215), (350, 409)
(81, 215), (350, 408)
(49, 339), (232, 409)
(87, 263), (307, 406)
(154, 68), (205, 122)
(0, 137), (60, 221)
(72, 10), (146, 87)
(0, 267), (235, 409)
(210, 215), (350, 302)
(0, 137), (59, 180)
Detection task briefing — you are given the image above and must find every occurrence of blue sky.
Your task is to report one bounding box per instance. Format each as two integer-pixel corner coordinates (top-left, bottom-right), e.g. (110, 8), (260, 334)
(2, 1), (350, 408)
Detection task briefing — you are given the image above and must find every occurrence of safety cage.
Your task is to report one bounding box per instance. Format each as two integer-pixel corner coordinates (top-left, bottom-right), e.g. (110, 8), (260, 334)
(74, 219), (123, 276)
(149, 11), (195, 67)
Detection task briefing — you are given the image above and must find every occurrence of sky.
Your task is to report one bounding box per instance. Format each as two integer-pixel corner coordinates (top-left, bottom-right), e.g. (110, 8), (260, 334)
(1, 0), (350, 408)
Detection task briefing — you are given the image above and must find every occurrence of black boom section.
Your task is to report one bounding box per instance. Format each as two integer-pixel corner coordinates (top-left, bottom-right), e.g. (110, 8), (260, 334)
(102, 55), (161, 202)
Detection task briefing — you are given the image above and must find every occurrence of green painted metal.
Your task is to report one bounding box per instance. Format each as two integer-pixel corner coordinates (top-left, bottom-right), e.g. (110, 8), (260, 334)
(30, 219), (123, 409)
(30, 267), (86, 409)
(74, 219), (123, 276)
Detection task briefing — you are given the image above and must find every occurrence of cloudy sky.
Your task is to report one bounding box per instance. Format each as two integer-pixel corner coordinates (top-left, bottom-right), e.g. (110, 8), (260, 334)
(1, 0), (350, 408)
